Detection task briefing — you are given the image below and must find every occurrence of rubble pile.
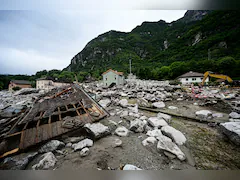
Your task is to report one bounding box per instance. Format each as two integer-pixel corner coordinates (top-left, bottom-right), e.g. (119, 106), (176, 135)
(0, 79), (240, 170)
(0, 89), (47, 118)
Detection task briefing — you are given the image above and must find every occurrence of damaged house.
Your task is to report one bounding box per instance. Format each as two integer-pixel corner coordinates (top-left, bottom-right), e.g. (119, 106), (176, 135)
(8, 80), (32, 90)
(36, 77), (72, 90)
(0, 83), (109, 158)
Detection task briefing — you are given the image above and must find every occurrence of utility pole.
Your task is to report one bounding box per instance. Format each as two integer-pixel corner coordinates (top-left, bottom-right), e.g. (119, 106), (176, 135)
(75, 73), (78, 83)
(208, 48), (211, 60)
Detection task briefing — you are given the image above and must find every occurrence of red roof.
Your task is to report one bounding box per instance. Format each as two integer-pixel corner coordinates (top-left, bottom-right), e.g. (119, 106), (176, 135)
(102, 69), (124, 76)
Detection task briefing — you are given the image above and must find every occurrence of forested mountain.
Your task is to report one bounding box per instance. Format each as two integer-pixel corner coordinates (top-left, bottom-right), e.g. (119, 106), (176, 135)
(65, 10), (240, 80)
(1, 10), (240, 90)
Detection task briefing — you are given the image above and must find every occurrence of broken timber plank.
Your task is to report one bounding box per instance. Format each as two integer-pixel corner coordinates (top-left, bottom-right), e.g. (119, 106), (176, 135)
(138, 106), (216, 124)
(0, 148), (19, 159)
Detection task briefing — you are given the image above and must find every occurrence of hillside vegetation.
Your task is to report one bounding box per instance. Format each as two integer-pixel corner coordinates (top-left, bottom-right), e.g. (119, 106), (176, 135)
(1, 10), (240, 90)
(65, 10), (240, 80)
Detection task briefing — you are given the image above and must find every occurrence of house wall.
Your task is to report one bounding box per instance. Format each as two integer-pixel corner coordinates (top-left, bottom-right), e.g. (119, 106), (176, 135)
(103, 71), (125, 87)
(54, 82), (71, 87)
(8, 82), (32, 90)
(36, 80), (54, 90)
(179, 77), (209, 85)
(117, 75), (125, 85)
(36, 80), (71, 90)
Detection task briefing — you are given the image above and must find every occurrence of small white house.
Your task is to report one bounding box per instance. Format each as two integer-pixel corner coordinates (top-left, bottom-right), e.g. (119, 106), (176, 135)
(178, 71), (209, 85)
(102, 69), (125, 87)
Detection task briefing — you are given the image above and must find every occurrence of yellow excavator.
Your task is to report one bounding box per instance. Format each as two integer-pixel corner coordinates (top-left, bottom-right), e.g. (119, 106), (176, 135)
(201, 71), (233, 87)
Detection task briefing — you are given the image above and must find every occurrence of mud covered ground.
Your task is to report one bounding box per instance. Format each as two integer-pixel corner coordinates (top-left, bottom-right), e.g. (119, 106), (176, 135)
(171, 117), (240, 169)
(30, 106), (240, 170)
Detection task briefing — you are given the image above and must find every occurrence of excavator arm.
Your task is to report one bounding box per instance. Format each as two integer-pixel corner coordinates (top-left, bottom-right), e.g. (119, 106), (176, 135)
(201, 71), (233, 86)
(201, 71), (210, 86)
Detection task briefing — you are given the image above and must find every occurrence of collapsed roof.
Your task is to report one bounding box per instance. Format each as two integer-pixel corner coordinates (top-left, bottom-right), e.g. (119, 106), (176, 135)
(0, 83), (109, 158)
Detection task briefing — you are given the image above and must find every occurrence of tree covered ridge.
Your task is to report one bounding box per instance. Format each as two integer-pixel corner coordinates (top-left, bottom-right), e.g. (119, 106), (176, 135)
(65, 10), (240, 79)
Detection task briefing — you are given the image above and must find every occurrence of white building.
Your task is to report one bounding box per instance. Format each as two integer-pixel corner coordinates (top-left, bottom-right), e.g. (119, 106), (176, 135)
(102, 69), (125, 87)
(36, 77), (71, 90)
(178, 71), (209, 85)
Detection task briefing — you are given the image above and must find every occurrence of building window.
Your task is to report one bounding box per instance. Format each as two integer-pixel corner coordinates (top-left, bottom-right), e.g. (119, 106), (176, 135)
(192, 78), (196, 81)
(186, 78), (188, 81)
(115, 76), (116, 80)
(106, 77), (107, 80)
(106, 83), (107, 86)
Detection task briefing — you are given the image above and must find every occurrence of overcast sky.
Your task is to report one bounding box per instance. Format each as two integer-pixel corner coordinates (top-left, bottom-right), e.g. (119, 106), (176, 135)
(0, 10), (187, 75)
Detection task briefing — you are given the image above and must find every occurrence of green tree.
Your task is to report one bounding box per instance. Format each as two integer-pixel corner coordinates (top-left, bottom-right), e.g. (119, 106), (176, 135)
(36, 70), (48, 78)
(158, 66), (170, 79)
(0, 81), (4, 90)
(169, 61), (187, 78)
(58, 71), (75, 82)
(217, 56), (236, 76)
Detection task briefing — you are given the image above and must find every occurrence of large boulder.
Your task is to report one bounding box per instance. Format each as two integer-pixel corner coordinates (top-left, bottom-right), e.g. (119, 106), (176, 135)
(195, 110), (212, 119)
(139, 116), (148, 120)
(63, 136), (85, 144)
(137, 98), (151, 108)
(120, 110), (129, 118)
(79, 147), (90, 157)
(220, 122), (240, 145)
(229, 112), (240, 119)
(119, 99), (128, 108)
(212, 113), (223, 118)
(98, 99), (111, 108)
(229, 118), (240, 122)
(120, 92), (128, 97)
(32, 152), (57, 170)
(39, 140), (65, 153)
(168, 106), (178, 110)
(128, 104), (138, 113)
(157, 112), (171, 123)
(112, 138), (122, 147)
(123, 164), (142, 170)
(115, 126), (129, 137)
(2, 152), (38, 170)
(84, 123), (110, 139)
(128, 112), (140, 118)
(161, 126), (186, 145)
(146, 129), (163, 138)
(72, 138), (93, 151)
(142, 137), (157, 147)
(152, 102), (165, 108)
(147, 117), (168, 128)
(157, 135), (186, 161)
(129, 119), (147, 133)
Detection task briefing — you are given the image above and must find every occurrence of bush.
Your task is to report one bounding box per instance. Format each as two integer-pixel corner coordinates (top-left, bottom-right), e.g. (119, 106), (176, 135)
(193, 82), (199, 86)
(12, 86), (21, 91)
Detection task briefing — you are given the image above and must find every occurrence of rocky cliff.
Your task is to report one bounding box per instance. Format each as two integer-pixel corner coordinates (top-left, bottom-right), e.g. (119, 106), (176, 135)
(65, 10), (240, 79)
